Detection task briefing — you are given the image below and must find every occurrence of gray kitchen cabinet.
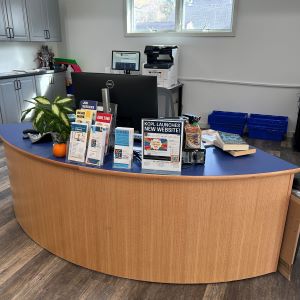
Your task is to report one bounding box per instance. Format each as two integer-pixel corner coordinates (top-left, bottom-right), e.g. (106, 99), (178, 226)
(0, 0), (9, 40)
(35, 72), (66, 100)
(6, 0), (29, 41)
(35, 73), (53, 99)
(18, 76), (36, 119)
(26, 0), (61, 42)
(44, 0), (61, 41)
(0, 0), (29, 41)
(0, 76), (35, 124)
(52, 72), (66, 98)
(0, 73), (64, 124)
(0, 79), (21, 123)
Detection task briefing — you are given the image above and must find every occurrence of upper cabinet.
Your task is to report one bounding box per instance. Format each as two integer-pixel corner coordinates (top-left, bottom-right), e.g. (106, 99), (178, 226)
(0, 0), (8, 40)
(26, 0), (61, 42)
(44, 0), (61, 41)
(0, 0), (29, 41)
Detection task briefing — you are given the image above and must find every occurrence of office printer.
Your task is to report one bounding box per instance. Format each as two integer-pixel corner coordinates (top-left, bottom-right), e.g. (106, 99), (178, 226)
(142, 45), (178, 89)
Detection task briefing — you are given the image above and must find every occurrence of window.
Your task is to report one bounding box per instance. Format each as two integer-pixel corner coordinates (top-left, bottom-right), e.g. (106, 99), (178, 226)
(125, 0), (238, 36)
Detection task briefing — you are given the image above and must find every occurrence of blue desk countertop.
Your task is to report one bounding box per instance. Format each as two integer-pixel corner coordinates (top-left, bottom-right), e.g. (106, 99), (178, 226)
(0, 123), (299, 177)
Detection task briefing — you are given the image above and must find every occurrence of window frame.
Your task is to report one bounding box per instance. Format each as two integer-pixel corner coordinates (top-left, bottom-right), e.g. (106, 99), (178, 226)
(124, 0), (238, 37)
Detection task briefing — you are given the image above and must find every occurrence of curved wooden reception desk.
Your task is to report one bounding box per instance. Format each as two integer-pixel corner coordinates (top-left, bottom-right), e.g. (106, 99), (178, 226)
(1, 123), (299, 284)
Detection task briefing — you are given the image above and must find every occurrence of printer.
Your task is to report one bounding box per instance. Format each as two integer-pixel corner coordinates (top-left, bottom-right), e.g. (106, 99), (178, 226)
(142, 45), (179, 89)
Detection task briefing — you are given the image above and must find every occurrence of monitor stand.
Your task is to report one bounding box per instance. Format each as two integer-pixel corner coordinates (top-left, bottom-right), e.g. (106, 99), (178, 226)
(124, 70), (131, 75)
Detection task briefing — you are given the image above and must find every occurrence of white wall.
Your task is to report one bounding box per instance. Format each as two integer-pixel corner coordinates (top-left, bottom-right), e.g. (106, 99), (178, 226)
(0, 42), (58, 73)
(58, 0), (300, 132)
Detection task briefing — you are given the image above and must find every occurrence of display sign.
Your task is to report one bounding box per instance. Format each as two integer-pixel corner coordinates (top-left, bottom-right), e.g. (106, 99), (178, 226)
(80, 100), (98, 111)
(142, 119), (184, 174)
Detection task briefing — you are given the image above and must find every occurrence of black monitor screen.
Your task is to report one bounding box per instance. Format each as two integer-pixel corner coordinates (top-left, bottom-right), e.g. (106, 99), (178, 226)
(72, 72), (158, 132)
(111, 51), (140, 72)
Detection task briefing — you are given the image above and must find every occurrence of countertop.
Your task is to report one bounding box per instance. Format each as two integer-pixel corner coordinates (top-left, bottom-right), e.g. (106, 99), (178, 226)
(0, 69), (65, 80)
(0, 122), (299, 178)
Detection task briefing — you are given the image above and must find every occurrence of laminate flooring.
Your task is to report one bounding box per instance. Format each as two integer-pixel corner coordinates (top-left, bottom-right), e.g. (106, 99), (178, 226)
(0, 140), (300, 300)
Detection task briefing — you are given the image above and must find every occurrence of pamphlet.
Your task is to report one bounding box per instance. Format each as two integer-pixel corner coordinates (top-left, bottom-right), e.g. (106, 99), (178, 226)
(95, 112), (112, 125)
(113, 127), (134, 169)
(67, 122), (89, 163)
(95, 112), (113, 153)
(97, 102), (118, 136)
(75, 109), (95, 127)
(142, 119), (184, 174)
(85, 125), (107, 167)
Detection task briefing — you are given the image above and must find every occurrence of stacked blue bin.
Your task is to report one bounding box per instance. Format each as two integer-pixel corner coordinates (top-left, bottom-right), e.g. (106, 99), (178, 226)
(247, 114), (288, 141)
(208, 111), (248, 135)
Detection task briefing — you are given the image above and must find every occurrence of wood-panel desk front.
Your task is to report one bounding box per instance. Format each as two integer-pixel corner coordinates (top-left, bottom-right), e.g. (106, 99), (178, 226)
(1, 123), (299, 284)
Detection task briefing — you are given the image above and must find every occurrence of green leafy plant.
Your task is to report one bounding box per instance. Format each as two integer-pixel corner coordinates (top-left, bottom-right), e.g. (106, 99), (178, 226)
(21, 96), (74, 143)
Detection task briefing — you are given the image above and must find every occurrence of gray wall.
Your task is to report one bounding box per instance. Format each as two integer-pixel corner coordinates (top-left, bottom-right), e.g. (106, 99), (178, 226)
(58, 0), (300, 132)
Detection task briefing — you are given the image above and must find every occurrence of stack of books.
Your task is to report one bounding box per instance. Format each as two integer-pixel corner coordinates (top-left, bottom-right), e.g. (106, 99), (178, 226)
(214, 131), (256, 157)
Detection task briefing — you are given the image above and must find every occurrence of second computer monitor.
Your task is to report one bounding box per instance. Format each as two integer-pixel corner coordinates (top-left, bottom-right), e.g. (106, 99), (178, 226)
(72, 72), (158, 132)
(111, 51), (140, 74)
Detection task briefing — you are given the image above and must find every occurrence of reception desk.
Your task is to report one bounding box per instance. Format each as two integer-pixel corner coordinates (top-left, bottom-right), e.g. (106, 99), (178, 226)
(1, 123), (299, 284)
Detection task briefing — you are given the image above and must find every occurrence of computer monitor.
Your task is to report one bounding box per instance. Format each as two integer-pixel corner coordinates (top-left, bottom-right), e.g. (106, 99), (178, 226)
(111, 51), (140, 74)
(72, 72), (158, 132)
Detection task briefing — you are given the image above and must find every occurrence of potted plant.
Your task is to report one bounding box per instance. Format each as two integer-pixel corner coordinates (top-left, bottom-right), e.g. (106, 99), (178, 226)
(21, 96), (74, 157)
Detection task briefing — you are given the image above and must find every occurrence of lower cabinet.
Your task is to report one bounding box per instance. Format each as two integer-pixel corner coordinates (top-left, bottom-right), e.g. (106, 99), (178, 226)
(0, 78), (22, 123)
(18, 76), (37, 120)
(35, 72), (66, 100)
(0, 76), (36, 123)
(0, 72), (65, 124)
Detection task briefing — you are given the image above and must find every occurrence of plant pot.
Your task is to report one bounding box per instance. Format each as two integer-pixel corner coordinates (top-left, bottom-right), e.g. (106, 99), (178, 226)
(53, 143), (67, 158)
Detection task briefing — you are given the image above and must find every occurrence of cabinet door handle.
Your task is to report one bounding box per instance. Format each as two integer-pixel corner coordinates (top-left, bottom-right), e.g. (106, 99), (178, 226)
(18, 80), (22, 90)
(9, 28), (14, 38)
(44, 30), (50, 39)
(14, 80), (18, 90)
(6, 27), (11, 38)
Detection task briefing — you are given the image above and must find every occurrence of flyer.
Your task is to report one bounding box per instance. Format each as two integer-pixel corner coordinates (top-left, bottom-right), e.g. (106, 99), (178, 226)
(75, 109), (95, 127)
(95, 112), (113, 153)
(67, 122), (89, 163)
(113, 127), (134, 169)
(85, 125), (107, 167)
(142, 119), (184, 173)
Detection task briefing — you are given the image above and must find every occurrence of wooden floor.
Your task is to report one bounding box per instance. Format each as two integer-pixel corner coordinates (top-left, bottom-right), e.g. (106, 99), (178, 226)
(0, 139), (300, 300)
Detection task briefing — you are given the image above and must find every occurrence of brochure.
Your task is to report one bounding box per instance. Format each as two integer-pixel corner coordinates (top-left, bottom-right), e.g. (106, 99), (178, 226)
(95, 112), (112, 124)
(85, 125), (107, 167)
(142, 119), (184, 174)
(95, 112), (113, 153)
(67, 122), (89, 163)
(75, 109), (95, 126)
(113, 127), (134, 169)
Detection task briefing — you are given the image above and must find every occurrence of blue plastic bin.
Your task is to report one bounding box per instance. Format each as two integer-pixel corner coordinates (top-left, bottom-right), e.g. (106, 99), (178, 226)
(209, 123), (246, 135)
(208, 111), (248, 135)
(248, 126), (286, 141)
(247, 114), (288, 141)
(248, 114), (288, 131)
